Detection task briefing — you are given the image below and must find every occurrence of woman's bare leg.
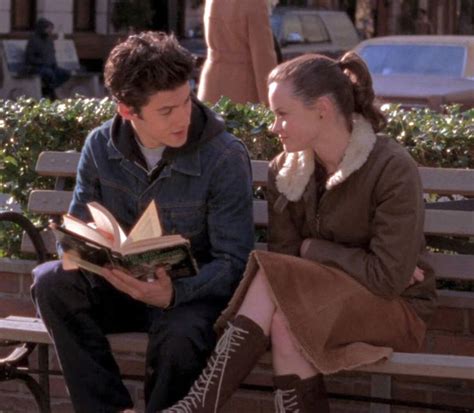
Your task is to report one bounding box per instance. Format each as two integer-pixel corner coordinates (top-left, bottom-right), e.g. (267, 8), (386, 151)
(160, 266), (322, 412)
(271, 309), (318, 378)
(236, 269), (276, 335)
(237, 268), (318, 378)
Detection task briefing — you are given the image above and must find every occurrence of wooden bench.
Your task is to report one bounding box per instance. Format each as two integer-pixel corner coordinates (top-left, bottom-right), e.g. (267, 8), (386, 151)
(1, 151), (473, 413)
(0, 40), (42, 99)
(0, 40), (102, 100)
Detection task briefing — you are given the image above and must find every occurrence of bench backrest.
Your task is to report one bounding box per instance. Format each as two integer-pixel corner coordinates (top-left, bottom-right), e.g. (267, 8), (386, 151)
(52, 40), (81, 72)
(23, 151), (474, 285)
(2, 39), (81, 74)
(3, 40), (28, 73)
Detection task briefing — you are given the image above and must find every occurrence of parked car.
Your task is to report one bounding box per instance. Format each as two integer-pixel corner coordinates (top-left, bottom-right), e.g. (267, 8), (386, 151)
(270, 7), (360, 60)
(354, 35), (474, 110)
(180, 7), (360, 66)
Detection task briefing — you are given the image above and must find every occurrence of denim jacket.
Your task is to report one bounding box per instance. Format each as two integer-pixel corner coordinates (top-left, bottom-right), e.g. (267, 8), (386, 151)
(69, 98), (254, 307)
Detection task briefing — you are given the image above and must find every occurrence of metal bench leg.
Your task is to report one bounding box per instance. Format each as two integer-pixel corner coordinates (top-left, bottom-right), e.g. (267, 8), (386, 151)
(0, 343), (51, 413)
(19, 371), (51, 413)
(38, 344), (51, 412)
(370, 374), (391, 413)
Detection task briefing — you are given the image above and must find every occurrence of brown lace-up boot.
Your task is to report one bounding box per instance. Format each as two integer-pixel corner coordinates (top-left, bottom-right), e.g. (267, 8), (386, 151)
(273, 374), (330, 413)
(161, 315), (269, 413)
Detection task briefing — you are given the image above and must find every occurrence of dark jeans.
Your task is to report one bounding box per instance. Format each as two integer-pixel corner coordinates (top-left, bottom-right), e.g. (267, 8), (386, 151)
(34, 65), (70, 98)
(31, 260), (224, 413)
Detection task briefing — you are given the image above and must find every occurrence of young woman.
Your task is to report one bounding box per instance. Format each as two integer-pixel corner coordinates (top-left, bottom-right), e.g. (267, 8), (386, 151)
(161, 52), (437, 413)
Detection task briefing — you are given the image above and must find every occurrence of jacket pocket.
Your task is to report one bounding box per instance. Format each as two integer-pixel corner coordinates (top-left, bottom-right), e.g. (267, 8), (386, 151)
(160, 203), (206, 240)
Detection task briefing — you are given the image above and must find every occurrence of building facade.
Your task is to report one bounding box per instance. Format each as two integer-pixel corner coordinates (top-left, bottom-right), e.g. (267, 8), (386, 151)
(1, 0), (473, 67)
(280, 0), (474, 36)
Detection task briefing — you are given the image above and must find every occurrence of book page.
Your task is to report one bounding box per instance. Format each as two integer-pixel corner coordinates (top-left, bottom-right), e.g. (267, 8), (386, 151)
(87, 202), (126, 249)
(63, 214), (113, 248)
(124, 200), (163, 247)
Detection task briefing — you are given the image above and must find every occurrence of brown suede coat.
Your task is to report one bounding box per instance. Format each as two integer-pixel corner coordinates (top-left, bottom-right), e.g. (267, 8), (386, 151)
(267, 117), (437, 323)
(217, 117), (434, 373)
(197, 0), (277, 105)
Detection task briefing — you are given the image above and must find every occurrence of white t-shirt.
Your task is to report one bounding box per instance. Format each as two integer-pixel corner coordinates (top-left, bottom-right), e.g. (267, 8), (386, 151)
(135, 136), (165, 172)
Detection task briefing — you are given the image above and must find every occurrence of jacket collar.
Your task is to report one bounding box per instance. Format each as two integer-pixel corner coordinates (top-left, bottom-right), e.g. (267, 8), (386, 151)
(276, 115), (377, 201)
(106, 96), (226, 177)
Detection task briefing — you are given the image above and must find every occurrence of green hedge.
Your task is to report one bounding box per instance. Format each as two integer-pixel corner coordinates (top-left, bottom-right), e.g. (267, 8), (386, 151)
(0, 97), (473, 259)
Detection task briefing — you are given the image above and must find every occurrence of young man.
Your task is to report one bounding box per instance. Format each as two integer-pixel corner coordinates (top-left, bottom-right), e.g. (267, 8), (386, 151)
(31, 32), (254, 413)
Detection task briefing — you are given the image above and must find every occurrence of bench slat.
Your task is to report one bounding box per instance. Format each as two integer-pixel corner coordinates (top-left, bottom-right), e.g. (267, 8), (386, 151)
(427, 253), (474, 281)
(34, 155), (270, 185)
(424, 209), (474, 237)
(27, 190), (73, 215)
(21, 230), (56, 255)
(251, 160), (268, 186)
(0, 317), (148, 354)
(0, 318), (51, 344)
(34, 153), (474, 197)
(419, 167), (474, 196)
(29, 192), (473, 238)
(26, 196), (269, 228)
(20, 232), (474, 282)
(22, 197), (474, 280)
(108, 333), (148, 354)
(356, 352), (474, 380)
(35, 151), (80, 177)
(2, 317), (473, 380)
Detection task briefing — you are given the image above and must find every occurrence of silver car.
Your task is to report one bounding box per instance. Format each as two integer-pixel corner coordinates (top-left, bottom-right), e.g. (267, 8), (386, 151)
(354, 35), (474, 110)
(271, 7), (360, 60)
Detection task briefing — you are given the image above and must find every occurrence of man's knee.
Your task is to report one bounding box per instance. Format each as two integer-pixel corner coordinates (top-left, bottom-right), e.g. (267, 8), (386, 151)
(32, 261), (62, 298)
(158, 333), (197, 364)
(149, 316), (216, 369)
(32, 260), (83, 308)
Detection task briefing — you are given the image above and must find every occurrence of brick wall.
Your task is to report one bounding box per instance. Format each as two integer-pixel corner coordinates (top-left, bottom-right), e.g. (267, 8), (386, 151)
(1, 262), (474, 412)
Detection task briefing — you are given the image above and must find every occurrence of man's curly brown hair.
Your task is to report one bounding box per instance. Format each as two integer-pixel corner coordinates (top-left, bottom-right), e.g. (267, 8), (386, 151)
(104, 31), (194, 114)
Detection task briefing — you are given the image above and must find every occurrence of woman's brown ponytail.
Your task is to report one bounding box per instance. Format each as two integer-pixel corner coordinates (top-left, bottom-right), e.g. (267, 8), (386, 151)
(268, 51), (387, 133)
(338, 52), (386, 132)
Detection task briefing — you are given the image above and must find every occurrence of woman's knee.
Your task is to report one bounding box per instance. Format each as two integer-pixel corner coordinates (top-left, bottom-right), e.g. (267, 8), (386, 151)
(252, 268), (268, 288)
(247, 269), (273, 302)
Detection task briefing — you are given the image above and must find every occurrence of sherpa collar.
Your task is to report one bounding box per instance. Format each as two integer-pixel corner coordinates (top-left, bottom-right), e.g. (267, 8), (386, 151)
(275, 115), (377, 202)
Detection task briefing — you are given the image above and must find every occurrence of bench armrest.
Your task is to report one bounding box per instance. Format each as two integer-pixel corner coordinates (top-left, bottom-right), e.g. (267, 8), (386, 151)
(0, 211), (48, 263)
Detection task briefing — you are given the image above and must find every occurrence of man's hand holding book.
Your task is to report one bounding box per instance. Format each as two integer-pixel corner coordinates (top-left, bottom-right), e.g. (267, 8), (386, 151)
(102, 265), (174, 309)
(54, 200), (197, 308)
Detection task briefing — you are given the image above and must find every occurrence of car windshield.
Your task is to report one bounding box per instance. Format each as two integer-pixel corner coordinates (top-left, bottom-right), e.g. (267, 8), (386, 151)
(359, 44), (466, 77)
(281, 14), (329, 43)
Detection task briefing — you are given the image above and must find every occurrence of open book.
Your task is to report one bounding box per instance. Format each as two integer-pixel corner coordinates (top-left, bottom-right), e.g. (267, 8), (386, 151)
(53, 200), (198, 281)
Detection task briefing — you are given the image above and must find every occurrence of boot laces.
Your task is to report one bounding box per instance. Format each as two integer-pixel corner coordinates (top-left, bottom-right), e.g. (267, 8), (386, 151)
(274, 388), (300, 413)
(163, 321), (250, 413)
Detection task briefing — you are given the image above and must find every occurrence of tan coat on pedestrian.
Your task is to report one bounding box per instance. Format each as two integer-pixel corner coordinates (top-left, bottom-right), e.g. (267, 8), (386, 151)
(197, 0), (277, 105)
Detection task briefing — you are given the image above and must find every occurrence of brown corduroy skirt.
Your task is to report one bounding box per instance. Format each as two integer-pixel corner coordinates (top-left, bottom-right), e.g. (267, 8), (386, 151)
(216, 250), (427, 375)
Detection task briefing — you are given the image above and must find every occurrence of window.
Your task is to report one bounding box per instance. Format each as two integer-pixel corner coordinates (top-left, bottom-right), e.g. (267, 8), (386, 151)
(360, 44), (467, 77)
(74, 0), (95, 32)
(11, 0), (36, 31)
(282, 14), (329, 44)
(301, 15), (329, 43)
(282, 15), (304, 43)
